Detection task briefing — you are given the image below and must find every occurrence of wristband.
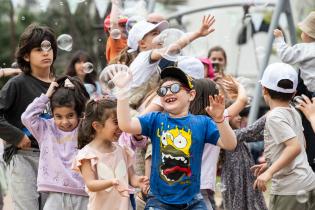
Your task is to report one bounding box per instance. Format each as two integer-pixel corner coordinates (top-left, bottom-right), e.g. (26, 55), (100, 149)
(214, 115), (230, 124)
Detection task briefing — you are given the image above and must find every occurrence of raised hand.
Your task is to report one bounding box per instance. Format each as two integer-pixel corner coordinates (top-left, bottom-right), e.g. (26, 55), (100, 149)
(197, 15), (215, 37)
(45, 81), (59, 98)
(273, 29), (283, 38)
(205, 94), (225, 122)
(104, 64), (132, 89)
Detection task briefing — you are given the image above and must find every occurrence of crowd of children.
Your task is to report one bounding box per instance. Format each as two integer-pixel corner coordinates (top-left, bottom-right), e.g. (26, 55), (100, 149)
(0, 2), (315, 210)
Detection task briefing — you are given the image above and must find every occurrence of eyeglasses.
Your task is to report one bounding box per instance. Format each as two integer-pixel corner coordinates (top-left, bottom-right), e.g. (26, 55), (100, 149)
(157, 83), (189, 97)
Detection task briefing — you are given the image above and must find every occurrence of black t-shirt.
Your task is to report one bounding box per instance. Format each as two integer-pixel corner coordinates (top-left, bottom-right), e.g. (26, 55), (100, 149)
(0, 73), (50, 151)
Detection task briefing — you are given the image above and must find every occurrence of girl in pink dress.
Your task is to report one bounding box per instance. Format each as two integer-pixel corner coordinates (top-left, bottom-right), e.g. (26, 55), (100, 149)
(73, 98), (149, 210)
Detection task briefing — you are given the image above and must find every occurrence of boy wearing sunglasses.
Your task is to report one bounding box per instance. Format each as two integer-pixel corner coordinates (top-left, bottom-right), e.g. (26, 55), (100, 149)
(107, 64), (237, 209)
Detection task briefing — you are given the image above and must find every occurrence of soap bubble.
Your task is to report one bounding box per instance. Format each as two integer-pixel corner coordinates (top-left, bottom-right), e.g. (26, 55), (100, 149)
(110, 29), (121, 40)
(125, 15), (145, 32)
(83, 62), (94, 74)
(41, 40), (52, 52)
(77, 0), (85, 3)
(59, 1), (64, 6)
(154, 28), (190, 61)
(21, 16), (26, 21)
(57, 34), (73, 51)
(296, 190), (308, 203)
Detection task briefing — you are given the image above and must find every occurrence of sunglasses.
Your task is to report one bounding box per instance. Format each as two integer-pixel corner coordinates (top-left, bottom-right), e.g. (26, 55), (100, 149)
(157, 83), (189, 97)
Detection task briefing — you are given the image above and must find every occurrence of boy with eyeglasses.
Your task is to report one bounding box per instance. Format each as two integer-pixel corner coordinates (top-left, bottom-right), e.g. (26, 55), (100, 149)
(106, 64), (237, 210)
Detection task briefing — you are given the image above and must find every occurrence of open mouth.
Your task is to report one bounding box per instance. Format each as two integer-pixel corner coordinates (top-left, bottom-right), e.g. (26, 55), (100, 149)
(160, 152), (191, 182)
(165, 97), (177, 103)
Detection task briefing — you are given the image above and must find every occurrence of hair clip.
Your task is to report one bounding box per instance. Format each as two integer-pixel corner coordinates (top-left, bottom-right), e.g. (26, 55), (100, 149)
(64, 78), (75, 89)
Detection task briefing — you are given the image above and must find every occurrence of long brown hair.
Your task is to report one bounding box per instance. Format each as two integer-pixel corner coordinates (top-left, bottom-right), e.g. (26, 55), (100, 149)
(190, 78), (219, 115)
(66, 50), (97, 88)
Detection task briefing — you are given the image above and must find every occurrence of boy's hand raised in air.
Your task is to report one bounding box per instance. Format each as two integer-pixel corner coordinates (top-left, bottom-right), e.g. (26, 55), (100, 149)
(197, 15), (215, 37)
(205, 95), (225, 123)
(273, 29), (283, 38)
(45, 81), (59, 98)
(102, 64), (133, 99)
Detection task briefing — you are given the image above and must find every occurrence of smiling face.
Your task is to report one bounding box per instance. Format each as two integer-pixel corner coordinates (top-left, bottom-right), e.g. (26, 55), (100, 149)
(94, 114), (122, 143)
(159, 80), (195, 117)
(53, 106), (79, 132)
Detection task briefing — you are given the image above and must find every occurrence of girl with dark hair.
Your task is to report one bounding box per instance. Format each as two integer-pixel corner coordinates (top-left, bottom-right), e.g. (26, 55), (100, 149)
(73, 98), (149, 210)
(66, 50), (101, 97)
(0, 23), (56, 210)
(21, 76), (89, 210)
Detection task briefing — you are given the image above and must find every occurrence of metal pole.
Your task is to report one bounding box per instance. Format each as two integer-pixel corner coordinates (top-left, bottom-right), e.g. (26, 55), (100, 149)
(248, 0), (287, 124)
(285, 1), (297, 45)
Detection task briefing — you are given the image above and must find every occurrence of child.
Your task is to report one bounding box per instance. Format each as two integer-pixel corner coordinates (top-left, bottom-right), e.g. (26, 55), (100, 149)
(21, 76), (89, 209)
(273, 11), (315, 95)
(113, 15), (214, 109)
(253, 63), (315, 210)
(0, 23), (56, 210)
(107, 64), (237, 209)
(66, 50), (101, 97)
(73, 98), (149, 210)
(190, 78), (267, 210)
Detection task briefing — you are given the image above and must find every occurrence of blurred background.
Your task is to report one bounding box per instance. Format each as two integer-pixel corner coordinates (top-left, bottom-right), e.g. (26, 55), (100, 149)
(0, 0), (314, 94)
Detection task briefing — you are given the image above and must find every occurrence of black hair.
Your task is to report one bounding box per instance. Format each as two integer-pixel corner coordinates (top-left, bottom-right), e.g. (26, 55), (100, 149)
(15, 23), (57, 76)
(66, 50), (97, 88)
(190, 78), (219, 115)
(265, 79), (295, 101)
(50, 76), (89, 117)
(78, 98), (117, 149)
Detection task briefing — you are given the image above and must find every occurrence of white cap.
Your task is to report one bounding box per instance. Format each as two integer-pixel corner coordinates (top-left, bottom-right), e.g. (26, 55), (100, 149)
(127, 20), (169, 53)
(260, 63), (298, 93)
(177, 56), (204, 79)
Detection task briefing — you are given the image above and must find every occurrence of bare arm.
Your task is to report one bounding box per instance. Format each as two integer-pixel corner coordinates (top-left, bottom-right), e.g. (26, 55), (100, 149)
(253, 137), (301, 191)
(117, 98), (142, 134)
(206, 95), (237, 151)
(128, 165), (149, 190)
(151, 15), (215, 61)
(80, 159), (118, 192)
(225, 79), (248, 117)
(235, 115), (266, 143)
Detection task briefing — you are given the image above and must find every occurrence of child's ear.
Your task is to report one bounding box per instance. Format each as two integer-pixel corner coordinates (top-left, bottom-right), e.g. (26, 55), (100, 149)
(188, 90), (196, 102)
(23, 54), (30, 62)
(91, 121), (101, 131)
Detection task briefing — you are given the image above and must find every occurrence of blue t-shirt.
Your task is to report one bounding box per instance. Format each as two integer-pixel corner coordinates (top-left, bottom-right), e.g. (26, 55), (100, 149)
(138, 112), (220, 204)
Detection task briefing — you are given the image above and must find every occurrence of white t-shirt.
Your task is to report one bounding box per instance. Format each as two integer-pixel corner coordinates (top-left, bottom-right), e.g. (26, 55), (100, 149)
(264, 106), (315, 195)
(129, 50), (159, 89)
(275, 37), (315, 92)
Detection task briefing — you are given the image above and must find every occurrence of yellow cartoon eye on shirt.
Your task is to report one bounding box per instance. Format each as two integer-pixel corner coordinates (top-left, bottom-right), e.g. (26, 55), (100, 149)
(173, 135), (187, 149)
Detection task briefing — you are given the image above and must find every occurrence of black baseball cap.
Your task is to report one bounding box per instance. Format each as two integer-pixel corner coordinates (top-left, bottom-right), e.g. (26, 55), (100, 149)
(160, 67), (194, 90)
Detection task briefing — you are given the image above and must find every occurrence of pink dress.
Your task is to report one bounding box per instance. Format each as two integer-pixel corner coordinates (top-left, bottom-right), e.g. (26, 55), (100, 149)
(73, 143), (133, 210)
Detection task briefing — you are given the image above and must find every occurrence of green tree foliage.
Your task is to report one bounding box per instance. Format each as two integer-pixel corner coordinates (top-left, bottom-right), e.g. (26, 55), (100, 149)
(0, 0), (108, 88)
